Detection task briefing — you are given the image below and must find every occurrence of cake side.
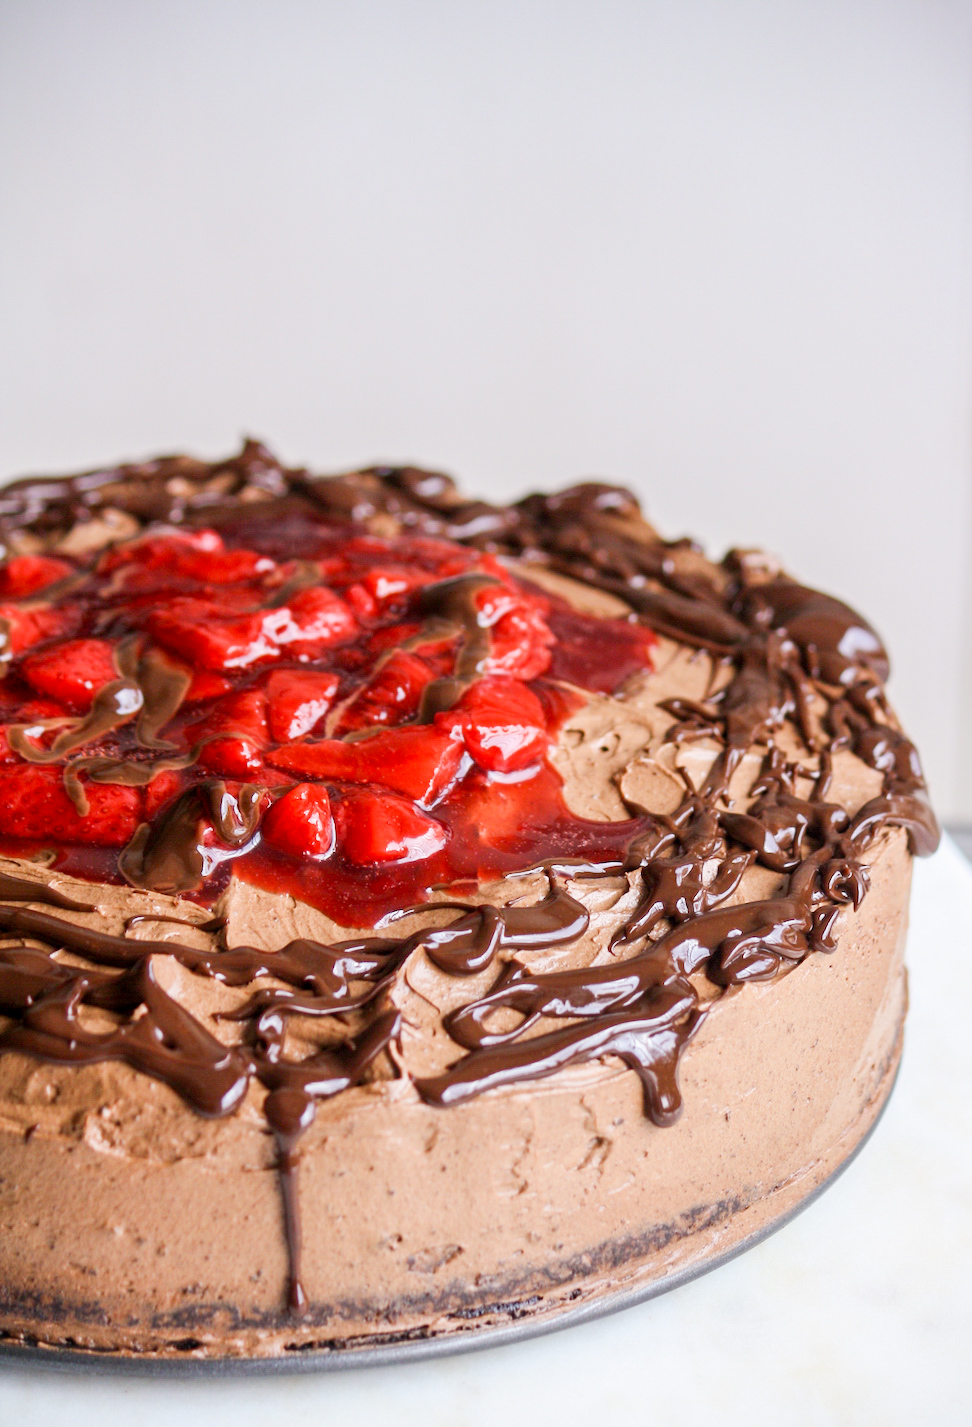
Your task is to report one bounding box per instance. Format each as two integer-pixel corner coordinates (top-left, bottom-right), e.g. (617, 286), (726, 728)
(0, 828), (908, 1357)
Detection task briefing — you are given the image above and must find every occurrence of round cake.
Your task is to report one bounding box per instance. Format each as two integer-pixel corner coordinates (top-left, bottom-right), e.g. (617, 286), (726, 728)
(0, 443), (938, 1361)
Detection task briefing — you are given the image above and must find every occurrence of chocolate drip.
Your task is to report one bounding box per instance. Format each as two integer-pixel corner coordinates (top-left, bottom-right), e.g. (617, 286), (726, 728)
(0, 870), (93, 911)
(0, 442), (940, 1314)
(0, 956), (251, 1117)
(0, 882), (590, 1301)
(134, 645), (192, 749)
(414, 571), (503, 718)
(119, 782), (266, 894)
(419, 985), (701, 1127)
(9, 679), (144, 769)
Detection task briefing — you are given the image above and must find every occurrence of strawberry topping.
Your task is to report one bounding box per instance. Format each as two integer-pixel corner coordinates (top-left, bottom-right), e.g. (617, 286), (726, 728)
(21, 638), (119, 713)
(337, 651), (433, 732)
(100, 528), (275, 590)
(267, 724), (464, 806)
(0, 766), (141, 845)
(334, 789), (447, 865)
(440, 677), (549, 773)
(0, 603), (77, 659)
(148, 587), (357, 671)
(265, 669), (339, 742)
(0, 518), (656, 924)
(0, 555), (74, 599)
(262, 784), (334, 859)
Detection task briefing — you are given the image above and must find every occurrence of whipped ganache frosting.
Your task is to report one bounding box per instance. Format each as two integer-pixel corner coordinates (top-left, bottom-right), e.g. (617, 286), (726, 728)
(0, 442), (939, 1326)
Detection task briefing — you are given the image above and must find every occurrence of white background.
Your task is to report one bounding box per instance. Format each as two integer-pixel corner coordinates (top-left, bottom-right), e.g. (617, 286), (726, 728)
(1, 0), (970, 820)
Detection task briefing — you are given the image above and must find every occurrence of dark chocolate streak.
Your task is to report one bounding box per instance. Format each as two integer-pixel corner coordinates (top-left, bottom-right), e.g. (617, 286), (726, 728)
(0, 442), (939, 1313)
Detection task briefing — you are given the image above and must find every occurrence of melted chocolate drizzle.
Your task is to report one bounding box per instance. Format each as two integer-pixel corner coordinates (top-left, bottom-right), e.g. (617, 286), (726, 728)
(0, 442), (939, 1315)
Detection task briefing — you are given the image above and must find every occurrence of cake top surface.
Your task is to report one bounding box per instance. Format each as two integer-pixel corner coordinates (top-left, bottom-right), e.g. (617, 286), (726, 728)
(0, 441), (939, 1310)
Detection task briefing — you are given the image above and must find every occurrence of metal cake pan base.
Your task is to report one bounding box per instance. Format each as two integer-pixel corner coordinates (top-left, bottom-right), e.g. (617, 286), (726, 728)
(0, 1066), (897, 1377)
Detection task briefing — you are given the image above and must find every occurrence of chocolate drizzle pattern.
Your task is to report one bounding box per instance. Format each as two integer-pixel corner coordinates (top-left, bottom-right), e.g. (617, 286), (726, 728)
(0, 442), (939, 1313)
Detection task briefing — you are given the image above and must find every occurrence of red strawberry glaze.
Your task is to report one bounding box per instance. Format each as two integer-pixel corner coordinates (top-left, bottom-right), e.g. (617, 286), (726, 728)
(22, 638), (119, 713)
(0, 555), (74, 599)
(0, 518), (657, 926)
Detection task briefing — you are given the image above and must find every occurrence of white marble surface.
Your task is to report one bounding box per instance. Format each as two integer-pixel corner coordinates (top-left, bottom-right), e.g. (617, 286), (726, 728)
(1, 837), (970, 1426)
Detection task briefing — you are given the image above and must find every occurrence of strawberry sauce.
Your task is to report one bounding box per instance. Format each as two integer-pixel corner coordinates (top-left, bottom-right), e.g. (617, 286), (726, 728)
(0, 518), (657, 925)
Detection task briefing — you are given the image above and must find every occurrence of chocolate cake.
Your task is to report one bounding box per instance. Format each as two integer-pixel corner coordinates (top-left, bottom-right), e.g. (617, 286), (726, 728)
(0, 443), (938, 1360)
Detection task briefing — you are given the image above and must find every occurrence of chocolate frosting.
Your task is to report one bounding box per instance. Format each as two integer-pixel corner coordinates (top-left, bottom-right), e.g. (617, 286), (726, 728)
(0, 441), (939, 1312)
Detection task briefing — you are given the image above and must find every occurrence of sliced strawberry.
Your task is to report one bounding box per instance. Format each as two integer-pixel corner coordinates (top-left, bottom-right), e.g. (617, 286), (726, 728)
(11, 698), (66, 722)
(0, 555), (74, 599)
(0, 604), (77, 659)
(342, 565), (430, 620)
(274, 586), (357, 655)
(197, 735), (265, 777)
(475, 583), (554, 682)
(262, 783), (334, 858)
(149, 588), (356, 672)
(267, 724), (464, 805)
(338, 651), (433, 732)
(149, 600), (255, 669)
(101, 528), (274, 588)
(0, 766), (141, 845)
(187, 687), (269, 777)
(149, 600), (278, 671)
(265, 669), (339, 743)
(144, 769), (185, 819)
(440, 677), (548, 773)
(187, 687), (269, 744)
(334, 788), (447, 865)
(365, 622), (422, 655)
(184, 668), (235, 703)
(0, 701), (69, 764)
(101, 527), (223, 572)
(21, 638), (118, 713)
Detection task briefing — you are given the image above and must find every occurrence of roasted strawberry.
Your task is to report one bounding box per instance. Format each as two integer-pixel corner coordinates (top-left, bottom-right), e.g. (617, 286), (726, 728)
(0, 766), (141, 845)
(267, 724), (464, 805)
(338, 651), (433, 731)
(265, 669), (340, 743)
(334, 788), (447, 864)
(21, 638), (119, 713)
(262, 783), (334, 858)
(441, 677), (549, 773)
(0, 555), (73, 599)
